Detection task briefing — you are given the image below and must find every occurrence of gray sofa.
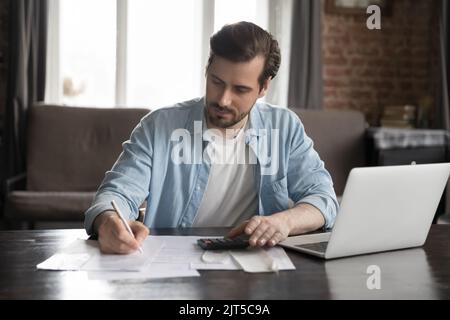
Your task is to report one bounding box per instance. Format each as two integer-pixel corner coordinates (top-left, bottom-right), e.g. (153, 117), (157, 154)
(293, 109), (367, 196)
(4, 105), (368, 228)
(4, 104), (150, 227)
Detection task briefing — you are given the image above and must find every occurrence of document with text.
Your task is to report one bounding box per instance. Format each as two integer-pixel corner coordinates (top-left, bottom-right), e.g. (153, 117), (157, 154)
(37, 235), (295, 280)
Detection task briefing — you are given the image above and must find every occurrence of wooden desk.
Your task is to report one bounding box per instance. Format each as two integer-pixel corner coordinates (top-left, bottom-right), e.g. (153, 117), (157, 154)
(1, 226), (450, 299)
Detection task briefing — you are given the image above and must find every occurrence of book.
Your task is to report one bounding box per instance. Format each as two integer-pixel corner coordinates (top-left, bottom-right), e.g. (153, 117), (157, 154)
(380, 105), (416, 128)
(380, 119), (414, 129)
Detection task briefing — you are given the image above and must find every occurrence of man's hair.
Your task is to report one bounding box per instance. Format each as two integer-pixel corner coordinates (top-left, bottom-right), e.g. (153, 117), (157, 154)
(206, 21), (281, 89)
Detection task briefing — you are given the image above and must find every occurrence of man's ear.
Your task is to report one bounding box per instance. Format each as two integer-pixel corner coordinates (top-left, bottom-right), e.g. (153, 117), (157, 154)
(258, 77), (272, 98)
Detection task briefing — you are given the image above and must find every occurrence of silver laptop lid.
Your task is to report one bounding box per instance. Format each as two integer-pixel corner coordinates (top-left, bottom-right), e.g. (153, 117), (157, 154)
(325, 163), (450, 259)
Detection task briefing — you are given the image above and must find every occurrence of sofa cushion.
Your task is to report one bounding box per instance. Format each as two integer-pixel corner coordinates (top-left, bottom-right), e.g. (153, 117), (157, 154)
(294, 109), (367, 196)
(26, 105), (150, 192)
(6, 191), (96, 221)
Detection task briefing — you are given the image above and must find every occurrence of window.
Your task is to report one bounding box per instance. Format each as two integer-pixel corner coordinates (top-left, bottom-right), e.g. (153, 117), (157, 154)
(47, 0), (291, 109)
(214, 0), (268, 32)
(126, 0), (202, 108)
(59, 0), (116, 107)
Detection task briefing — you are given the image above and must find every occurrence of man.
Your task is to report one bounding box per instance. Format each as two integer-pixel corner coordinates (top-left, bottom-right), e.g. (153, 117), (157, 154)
(85, 21), (338, 254)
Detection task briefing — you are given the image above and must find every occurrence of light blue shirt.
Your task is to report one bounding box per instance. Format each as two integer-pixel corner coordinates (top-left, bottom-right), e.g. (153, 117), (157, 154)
(84, 97), (339, 234)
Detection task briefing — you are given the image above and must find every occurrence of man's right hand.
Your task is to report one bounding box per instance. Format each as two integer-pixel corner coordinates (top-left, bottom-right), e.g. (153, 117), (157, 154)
(93, 211), (149, 254)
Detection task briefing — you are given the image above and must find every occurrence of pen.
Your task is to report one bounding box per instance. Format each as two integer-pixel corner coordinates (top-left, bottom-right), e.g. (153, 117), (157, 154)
(111, 200), (144, 254)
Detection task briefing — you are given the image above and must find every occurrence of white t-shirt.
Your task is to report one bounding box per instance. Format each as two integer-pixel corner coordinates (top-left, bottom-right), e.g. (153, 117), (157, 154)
(193, 120), (258, 227)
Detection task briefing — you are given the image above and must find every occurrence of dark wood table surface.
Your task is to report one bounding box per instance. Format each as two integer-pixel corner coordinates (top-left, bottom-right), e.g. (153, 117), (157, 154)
(1, 225), (450, 300)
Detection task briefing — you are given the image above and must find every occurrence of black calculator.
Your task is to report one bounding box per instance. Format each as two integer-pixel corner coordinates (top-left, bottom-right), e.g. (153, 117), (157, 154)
(197, 236), (250, 250)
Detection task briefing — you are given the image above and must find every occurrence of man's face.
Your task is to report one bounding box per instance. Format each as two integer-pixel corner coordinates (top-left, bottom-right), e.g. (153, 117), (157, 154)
(205, 55), (269, 129)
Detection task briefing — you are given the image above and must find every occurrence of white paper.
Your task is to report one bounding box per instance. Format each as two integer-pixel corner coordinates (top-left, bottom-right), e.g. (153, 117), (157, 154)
(85, 236), (206, 280)
(37, 239), (97, 270)
(82, 238), (163, 271)
(36, 236), (199, 280)
(151, 235), (295, 272)
(230, 247), (296, 273)
(265, 246), (297, 270)
(37, 235), (296, 279)
(87, 263), (200, 280)
(36, 253), (91, 271)
(191, 250), (242, 270)
(153, 235), (242, 270)
(37, 238), (163, 271)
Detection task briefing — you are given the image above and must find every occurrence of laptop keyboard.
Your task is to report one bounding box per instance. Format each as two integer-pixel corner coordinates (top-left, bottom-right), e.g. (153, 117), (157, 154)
(295, 241), (329, 253)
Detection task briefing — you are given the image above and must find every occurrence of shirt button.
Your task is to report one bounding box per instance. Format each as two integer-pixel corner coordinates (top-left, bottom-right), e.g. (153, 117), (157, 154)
(181, 223), (186, 228)
(197, 186), (201, 191)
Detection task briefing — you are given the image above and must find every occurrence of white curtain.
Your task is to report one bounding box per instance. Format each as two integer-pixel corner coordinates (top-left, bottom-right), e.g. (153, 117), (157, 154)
(265, 0), (293, 108)
(44, 0), (60, 105)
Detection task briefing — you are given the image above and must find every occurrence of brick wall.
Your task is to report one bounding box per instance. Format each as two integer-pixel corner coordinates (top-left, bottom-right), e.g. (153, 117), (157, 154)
(322, 0), (439, 127)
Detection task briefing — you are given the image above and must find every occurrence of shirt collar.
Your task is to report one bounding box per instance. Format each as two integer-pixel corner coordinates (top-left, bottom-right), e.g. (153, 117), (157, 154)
(185, 97), (267, 142)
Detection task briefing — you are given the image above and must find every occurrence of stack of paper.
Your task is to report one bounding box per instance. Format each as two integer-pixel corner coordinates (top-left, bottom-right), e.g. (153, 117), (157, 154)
(37, 235), (296, 280)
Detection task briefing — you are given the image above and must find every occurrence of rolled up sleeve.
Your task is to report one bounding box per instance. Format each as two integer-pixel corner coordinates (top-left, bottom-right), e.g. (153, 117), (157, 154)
(84, 117), (153, 235)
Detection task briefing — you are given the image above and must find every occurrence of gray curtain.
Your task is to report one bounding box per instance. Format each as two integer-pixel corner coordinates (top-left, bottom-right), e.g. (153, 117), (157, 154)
(439, 0), (450, 130)
(288, 0), (322, 109)
(4, 0), (48, 179)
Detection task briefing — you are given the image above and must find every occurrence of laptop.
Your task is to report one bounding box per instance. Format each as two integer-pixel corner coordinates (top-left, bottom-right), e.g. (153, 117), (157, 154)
(279, 163), (450, 259)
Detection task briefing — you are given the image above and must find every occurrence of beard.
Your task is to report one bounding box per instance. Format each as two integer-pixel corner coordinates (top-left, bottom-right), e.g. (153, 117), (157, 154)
(204, 99), (252, 129)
